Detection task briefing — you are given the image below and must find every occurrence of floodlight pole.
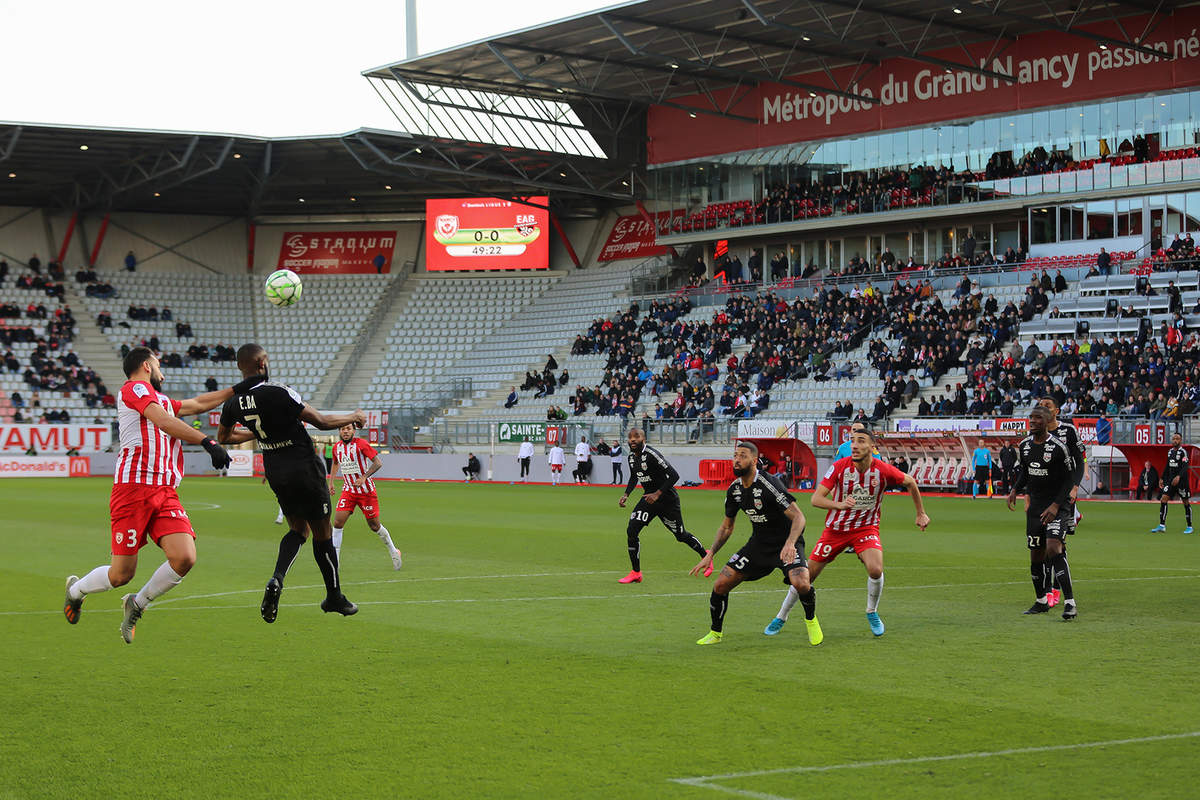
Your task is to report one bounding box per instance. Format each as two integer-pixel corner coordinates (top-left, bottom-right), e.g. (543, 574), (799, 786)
(405, 0), (418, 59)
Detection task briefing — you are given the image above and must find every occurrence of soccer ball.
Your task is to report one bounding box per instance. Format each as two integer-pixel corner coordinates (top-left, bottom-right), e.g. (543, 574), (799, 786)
(264, 269), (303, 307)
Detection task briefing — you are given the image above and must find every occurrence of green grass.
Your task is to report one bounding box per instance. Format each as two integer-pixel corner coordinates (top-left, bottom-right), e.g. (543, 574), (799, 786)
(2, 477), (1198, 799)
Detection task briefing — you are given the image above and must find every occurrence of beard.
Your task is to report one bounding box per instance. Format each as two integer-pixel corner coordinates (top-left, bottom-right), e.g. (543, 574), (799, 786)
(149, 373), (163, 392)
(732, 463), (751, 477)
(629, 442), (643, 453)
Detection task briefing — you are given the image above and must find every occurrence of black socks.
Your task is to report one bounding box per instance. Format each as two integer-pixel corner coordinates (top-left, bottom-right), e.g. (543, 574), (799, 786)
(709, 591), (728, 632)
(273, 530), (306, 585)
(312, 538), (341, 598)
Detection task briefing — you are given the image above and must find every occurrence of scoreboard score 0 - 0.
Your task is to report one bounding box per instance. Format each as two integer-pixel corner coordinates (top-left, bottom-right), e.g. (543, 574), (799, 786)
(425, 197), (549, 271)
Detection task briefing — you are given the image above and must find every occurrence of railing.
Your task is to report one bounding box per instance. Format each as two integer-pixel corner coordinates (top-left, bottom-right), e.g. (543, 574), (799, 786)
(661, 153), (1200, 238)
(628, 258), (1066, 309)
(386, 376), (475, 446)
(627, 254), (687, 296)
(322, 262), (413, 407)
(426, 416), (743, 448)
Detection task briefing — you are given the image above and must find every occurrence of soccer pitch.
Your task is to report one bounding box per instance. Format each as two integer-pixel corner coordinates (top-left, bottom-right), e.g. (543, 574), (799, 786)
(2, 478), (1198, 799)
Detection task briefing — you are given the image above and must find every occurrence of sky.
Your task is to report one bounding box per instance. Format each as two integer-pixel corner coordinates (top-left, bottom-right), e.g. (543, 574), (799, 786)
(0, 0), (616, 137)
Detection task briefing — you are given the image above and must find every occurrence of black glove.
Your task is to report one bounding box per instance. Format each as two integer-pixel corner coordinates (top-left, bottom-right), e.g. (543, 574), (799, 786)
(233, 374), (267, 394)
(201, 437), (231, 470)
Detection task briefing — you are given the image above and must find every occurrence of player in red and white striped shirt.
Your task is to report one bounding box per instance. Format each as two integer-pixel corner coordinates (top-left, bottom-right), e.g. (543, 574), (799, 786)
(331, 423), (401, 570)
(63, 346), (236, 643)
(767, 428), (928, 638)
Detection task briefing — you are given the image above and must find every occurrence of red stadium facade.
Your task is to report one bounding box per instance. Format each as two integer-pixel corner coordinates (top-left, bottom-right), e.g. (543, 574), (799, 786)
(649, 8), (1200, 164)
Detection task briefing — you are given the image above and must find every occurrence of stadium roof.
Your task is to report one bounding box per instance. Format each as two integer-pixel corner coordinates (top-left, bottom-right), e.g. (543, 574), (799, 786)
(0, 122), (636, 219)
(1, 0), (1184, 220)
(366, 0), (1181, 125)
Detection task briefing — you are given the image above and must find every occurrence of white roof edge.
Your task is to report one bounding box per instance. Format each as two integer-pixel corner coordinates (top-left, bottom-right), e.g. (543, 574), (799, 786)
(358, 0), (648, 76)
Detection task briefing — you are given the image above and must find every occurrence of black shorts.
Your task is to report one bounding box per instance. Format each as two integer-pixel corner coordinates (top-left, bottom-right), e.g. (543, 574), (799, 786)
(268, 453), (332, 522)
(1162, 481), (1191, 501)
(726, 536), (808, 583)
(628, 493), (685, 536)
(1025, 508), (1070, 550)
(324, 456), (333, 474)
(974, 466), (990, 483)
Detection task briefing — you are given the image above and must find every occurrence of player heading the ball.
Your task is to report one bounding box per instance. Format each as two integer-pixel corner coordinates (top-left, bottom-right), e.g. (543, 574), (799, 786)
(218, 343), (365, 623)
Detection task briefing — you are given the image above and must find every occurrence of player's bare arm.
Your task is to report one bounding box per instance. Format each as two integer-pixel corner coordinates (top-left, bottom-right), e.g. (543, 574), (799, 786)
(643, 489), (661, 504)
(691, 516), (735, 576)
(349, 454), (382, 488)
(811, 484), (854, 512)
(300, 406), (366, 430)
(143, 403), (231, 469)
(1040, 502), (1061, 525)
(901, 474), (930, 530)
(177, 387), (235, 417)
(780, 502), (807, 563)
(143, 403), (215, 446)
(216, 423), (255, 445)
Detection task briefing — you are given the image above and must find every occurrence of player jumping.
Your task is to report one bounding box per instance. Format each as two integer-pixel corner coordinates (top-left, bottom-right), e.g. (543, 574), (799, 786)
(691, 440), (820, 646)
(218, 343), (364, 623)
(617, 428), (710, 583)
(766, 427), (928, 638)
(1150, 432), (1192, 534)
(1008, 405), (1077, 620)
(62, 347), (234, 643)
(332, 423), (402, 570)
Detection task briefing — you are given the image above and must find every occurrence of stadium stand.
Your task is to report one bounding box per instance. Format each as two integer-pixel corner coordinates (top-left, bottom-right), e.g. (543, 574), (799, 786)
(0, 262), (115, 427)
(252, 273), (394, 402)
(355, 273), (557, 410)
(674, 144), (1197, 233)
(74, 269), (396, 402)
(427, 247), (1200, 429)
(74, 270), (256, 397)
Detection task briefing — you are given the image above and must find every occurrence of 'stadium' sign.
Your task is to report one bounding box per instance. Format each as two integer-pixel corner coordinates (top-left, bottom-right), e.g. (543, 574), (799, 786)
(276, 231), (397, 273)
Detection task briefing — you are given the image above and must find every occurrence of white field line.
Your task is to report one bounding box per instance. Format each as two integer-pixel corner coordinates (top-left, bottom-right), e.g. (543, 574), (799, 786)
(6, 573), (1199, 617)
(670, 731), (1200, 800)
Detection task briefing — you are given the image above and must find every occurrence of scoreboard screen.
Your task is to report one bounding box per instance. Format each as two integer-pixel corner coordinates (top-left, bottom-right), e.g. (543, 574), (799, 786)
(425, 197), (549, 271)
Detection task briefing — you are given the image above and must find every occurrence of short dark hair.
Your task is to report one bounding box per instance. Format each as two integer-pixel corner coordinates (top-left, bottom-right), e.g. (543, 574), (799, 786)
(123, 346), (154, 378)
(237, 343), (266, 372)
(735, 440), (759, 456)
(1030, 406), (1052, 421)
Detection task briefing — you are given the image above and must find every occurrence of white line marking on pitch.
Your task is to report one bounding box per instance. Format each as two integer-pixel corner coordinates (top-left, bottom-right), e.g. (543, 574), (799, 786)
(670, 731), (1200, 800)
(153, 570), (628, 604)
(6, 573), (1198, 617)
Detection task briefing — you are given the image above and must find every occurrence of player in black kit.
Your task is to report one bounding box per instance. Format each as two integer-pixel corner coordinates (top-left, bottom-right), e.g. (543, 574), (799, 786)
(1150, 432), (1192, 534)
(217, 344), (365, 623)
(1006, 406), (1077, 620)
(690, 441), (821, 646)
(1037, 397), (1086, 608)
(617, 428), (710, 583)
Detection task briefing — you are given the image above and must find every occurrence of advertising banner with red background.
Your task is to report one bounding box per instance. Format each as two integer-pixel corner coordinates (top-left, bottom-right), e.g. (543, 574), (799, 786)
(996, 417), (1104, 444)
(276, 231), (396, 274)
(0, 424), (111, 453)
(425, 197), (549, 271)
(648, 9), (1200, 164)
(598, 209), (683, 261)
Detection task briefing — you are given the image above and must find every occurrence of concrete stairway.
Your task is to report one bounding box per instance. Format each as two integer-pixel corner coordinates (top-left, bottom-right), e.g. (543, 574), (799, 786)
(65, 283), (127, 392)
